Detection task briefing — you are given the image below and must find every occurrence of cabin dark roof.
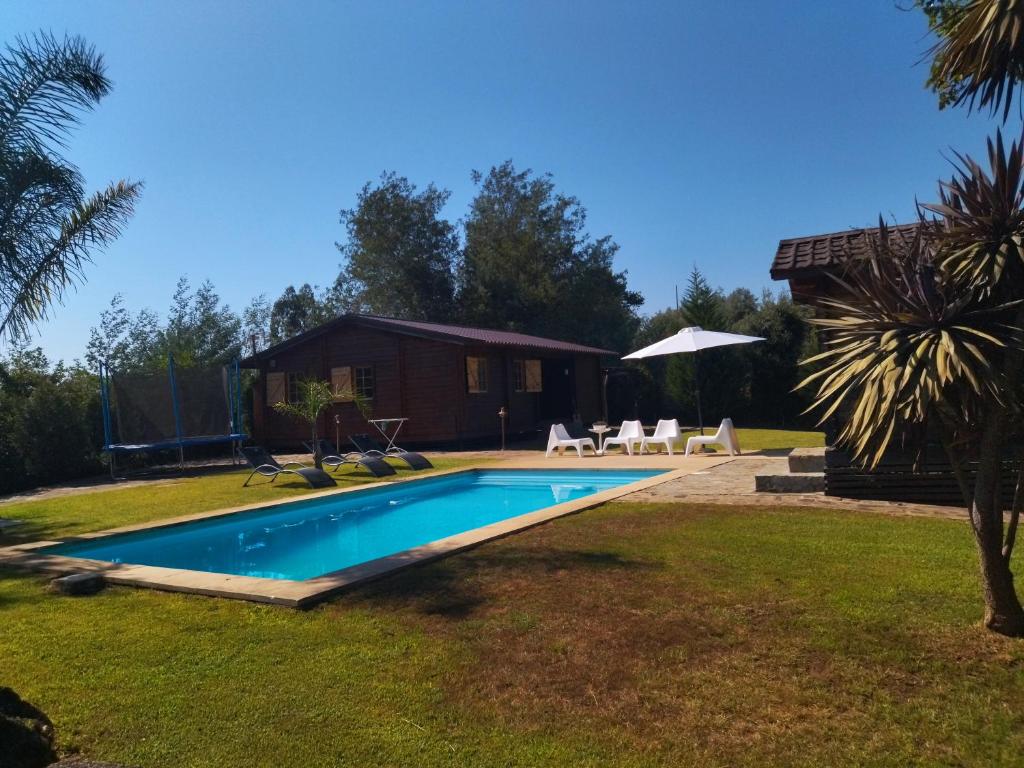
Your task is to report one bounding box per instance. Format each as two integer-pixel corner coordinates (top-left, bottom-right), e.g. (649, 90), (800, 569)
(770, 222), (921, 280)
(241, 314), (616, 366)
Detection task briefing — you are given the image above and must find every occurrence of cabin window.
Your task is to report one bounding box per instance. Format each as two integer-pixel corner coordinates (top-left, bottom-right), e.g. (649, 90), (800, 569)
(513, 359), (543, 392)
(354, 366), (375, 399)
(266, 371), (286, 406)
(331, 366), (354, 401)
(466, 356), (488, 393)
(286, 372), (302, 404)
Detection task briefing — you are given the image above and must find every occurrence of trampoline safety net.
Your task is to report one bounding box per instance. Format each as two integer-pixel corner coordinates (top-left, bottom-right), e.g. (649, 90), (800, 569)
(102, 360), (242, 449)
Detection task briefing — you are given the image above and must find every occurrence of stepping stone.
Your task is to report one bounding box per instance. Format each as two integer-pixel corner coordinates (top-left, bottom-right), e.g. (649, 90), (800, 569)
(755, 473), (825, 493)
(787, 447), (826, 473)
(48, 572), (106, 596)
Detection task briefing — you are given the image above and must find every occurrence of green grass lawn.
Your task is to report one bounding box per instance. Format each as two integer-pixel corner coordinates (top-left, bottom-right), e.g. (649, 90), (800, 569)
(681, 427), (824, 452)
(3, 490), (1023, 766)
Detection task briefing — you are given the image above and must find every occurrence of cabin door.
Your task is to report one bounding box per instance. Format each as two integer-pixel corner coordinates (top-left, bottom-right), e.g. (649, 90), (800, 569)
(539, 358), (576, 420)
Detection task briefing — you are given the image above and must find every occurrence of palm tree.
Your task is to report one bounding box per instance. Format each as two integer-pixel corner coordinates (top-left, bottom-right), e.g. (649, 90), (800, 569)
(800, 131), (1024, 636)
(272, 378), (371, 470)
(0, 32), (141, 342)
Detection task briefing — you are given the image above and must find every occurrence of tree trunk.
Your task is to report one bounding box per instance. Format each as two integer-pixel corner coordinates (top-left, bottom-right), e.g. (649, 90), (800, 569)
(312, 424), (322, 470)
(971, 411), (1024, 636)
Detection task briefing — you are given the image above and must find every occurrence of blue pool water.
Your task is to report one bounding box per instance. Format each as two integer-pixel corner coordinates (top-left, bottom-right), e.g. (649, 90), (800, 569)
(48, 469), (662, 581)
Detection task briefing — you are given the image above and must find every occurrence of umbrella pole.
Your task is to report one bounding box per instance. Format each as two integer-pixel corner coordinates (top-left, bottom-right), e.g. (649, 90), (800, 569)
(694, 350), (704, 436)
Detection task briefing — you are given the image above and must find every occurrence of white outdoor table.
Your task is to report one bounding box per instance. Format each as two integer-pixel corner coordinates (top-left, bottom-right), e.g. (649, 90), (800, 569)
(368, 417), (409, 453)
(589, 425), (611, 456)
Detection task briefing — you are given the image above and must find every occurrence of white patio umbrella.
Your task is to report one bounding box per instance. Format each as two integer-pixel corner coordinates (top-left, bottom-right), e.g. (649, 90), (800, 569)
(622, 326), (765, 434)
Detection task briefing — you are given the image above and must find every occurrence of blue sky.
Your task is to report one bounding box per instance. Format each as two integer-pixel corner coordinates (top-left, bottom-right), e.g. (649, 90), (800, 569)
(3, 1), (993, 362)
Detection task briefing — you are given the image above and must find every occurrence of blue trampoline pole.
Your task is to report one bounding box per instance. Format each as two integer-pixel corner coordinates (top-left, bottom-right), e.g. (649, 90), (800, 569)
(99, 361), (115, 479)
(168, 354), (185, 471)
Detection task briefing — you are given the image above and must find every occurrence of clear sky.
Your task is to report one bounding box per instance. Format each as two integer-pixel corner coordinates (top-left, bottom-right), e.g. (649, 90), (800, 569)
(2, 1), (993, 363)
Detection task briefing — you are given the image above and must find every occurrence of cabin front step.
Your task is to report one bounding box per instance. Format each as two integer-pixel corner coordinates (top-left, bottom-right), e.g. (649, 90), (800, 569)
(755, 472), (825, 493)
(788, 447), (826, 473)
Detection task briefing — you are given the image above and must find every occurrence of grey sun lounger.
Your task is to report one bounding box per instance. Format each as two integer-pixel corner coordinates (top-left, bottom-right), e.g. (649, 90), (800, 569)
(241, 446), (337, 488)
(348, 433), (433, 470)
(303, 439), (397, 478)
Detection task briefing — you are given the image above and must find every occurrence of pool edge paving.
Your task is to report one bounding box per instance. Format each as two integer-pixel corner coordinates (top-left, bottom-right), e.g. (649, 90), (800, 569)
(0, 457), (733, 607)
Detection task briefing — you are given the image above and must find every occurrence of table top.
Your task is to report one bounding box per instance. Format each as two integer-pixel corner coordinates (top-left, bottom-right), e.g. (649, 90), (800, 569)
(589, 425), (611, 433)
(368, 417), (408, 426)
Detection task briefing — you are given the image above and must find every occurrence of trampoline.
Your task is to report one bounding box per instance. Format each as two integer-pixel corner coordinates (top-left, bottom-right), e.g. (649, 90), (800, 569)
(100, 357), (246, 477)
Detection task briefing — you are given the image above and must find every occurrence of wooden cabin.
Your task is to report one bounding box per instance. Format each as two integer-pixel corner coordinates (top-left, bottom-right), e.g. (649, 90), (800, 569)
(771, 222), (1020, 505)
(241, 314), (614, 450)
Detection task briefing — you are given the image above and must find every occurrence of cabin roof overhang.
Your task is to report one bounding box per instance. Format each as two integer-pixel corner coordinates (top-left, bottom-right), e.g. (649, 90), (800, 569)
(240, 314), (617, 367)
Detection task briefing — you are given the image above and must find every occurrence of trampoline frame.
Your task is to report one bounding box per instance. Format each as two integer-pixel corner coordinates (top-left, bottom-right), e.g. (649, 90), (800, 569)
(99, 356), (246, 478)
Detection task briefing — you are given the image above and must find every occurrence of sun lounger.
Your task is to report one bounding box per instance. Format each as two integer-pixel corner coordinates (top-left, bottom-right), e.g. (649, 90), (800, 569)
(545, 424), (597, 457)
(640, 419), (683, 455)
(348, 433), (433, 470)
(602, 420), (644, 456)
(685, 418), (740, 456)
(303, 440), (397, 477)
(241, 446), (337, 488)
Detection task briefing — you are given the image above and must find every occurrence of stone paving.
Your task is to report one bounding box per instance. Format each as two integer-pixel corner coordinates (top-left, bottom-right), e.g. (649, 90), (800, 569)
(621, 455), (967, 521)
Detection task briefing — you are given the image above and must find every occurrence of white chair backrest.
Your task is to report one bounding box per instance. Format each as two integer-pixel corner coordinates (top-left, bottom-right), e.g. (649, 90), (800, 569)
(553, 423), (572, 441)
(618, 420), (643, 438)
(714, 418), (736, 441)
(653, 419), (679, 438)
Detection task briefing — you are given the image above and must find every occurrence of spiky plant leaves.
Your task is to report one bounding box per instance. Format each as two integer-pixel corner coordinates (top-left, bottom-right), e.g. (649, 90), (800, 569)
(929, 0), (1024, 120)
(798, 221), (1021, 469)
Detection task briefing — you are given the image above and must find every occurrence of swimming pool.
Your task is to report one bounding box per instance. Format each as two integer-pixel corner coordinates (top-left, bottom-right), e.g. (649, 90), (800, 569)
(47, 469), (664, 582)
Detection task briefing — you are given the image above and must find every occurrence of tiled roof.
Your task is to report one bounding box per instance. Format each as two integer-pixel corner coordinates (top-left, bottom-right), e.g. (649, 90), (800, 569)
(242, 314), (616, 364)
(770, 222), (921, 280)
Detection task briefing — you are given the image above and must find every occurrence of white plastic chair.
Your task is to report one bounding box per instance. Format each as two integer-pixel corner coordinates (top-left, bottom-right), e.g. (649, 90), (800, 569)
(640, 419), (683, 455)
(602, 420), (644, 456)
(685, 418), (740, 456)
(545, 424), (597, 458)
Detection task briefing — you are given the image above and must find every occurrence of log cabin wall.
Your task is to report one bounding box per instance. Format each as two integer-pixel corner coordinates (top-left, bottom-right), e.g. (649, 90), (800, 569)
(245, 317), (610, 450)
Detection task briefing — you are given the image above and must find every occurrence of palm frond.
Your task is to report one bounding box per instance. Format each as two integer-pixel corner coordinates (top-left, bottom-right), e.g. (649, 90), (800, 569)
(0, 32), (109, 154)
(0, 179), (142, 340)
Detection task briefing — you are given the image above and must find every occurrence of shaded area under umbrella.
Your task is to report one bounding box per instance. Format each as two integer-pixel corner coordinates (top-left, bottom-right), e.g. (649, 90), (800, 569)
(622, 326), (765, 434)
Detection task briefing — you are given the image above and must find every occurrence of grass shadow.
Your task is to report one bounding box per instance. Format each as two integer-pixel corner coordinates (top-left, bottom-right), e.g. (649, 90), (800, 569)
(341, 544), (661, 620)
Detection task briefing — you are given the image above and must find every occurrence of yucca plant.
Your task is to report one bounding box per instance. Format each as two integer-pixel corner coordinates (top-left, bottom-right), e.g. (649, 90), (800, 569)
(926, 0), (1024, 120)
(800, 132), (1024, 635)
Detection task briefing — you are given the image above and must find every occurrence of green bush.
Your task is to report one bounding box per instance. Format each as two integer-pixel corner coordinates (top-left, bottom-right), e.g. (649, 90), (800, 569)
(0, 348), (103, 494)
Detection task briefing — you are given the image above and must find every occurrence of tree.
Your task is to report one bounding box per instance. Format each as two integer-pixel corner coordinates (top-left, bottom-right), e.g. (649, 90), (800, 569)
(85, 294), (160, 373)
(459, 161), (641, 351)
(241, 294), (271, 357)
(334, 173), (459, 320)
(0, 33), (141, 341)
(799, 135), (1024, 635)
(271, 378), (335, 470)
(920, 0), (1024, 119)
(159, 278), (241, 366)
(269, 284), (337, 344)
(87, 279), (244, 373)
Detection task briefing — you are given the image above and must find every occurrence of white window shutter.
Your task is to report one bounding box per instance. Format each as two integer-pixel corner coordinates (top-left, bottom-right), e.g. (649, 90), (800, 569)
(332, 366), (354, 401)
(526, 360), (543, 392)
